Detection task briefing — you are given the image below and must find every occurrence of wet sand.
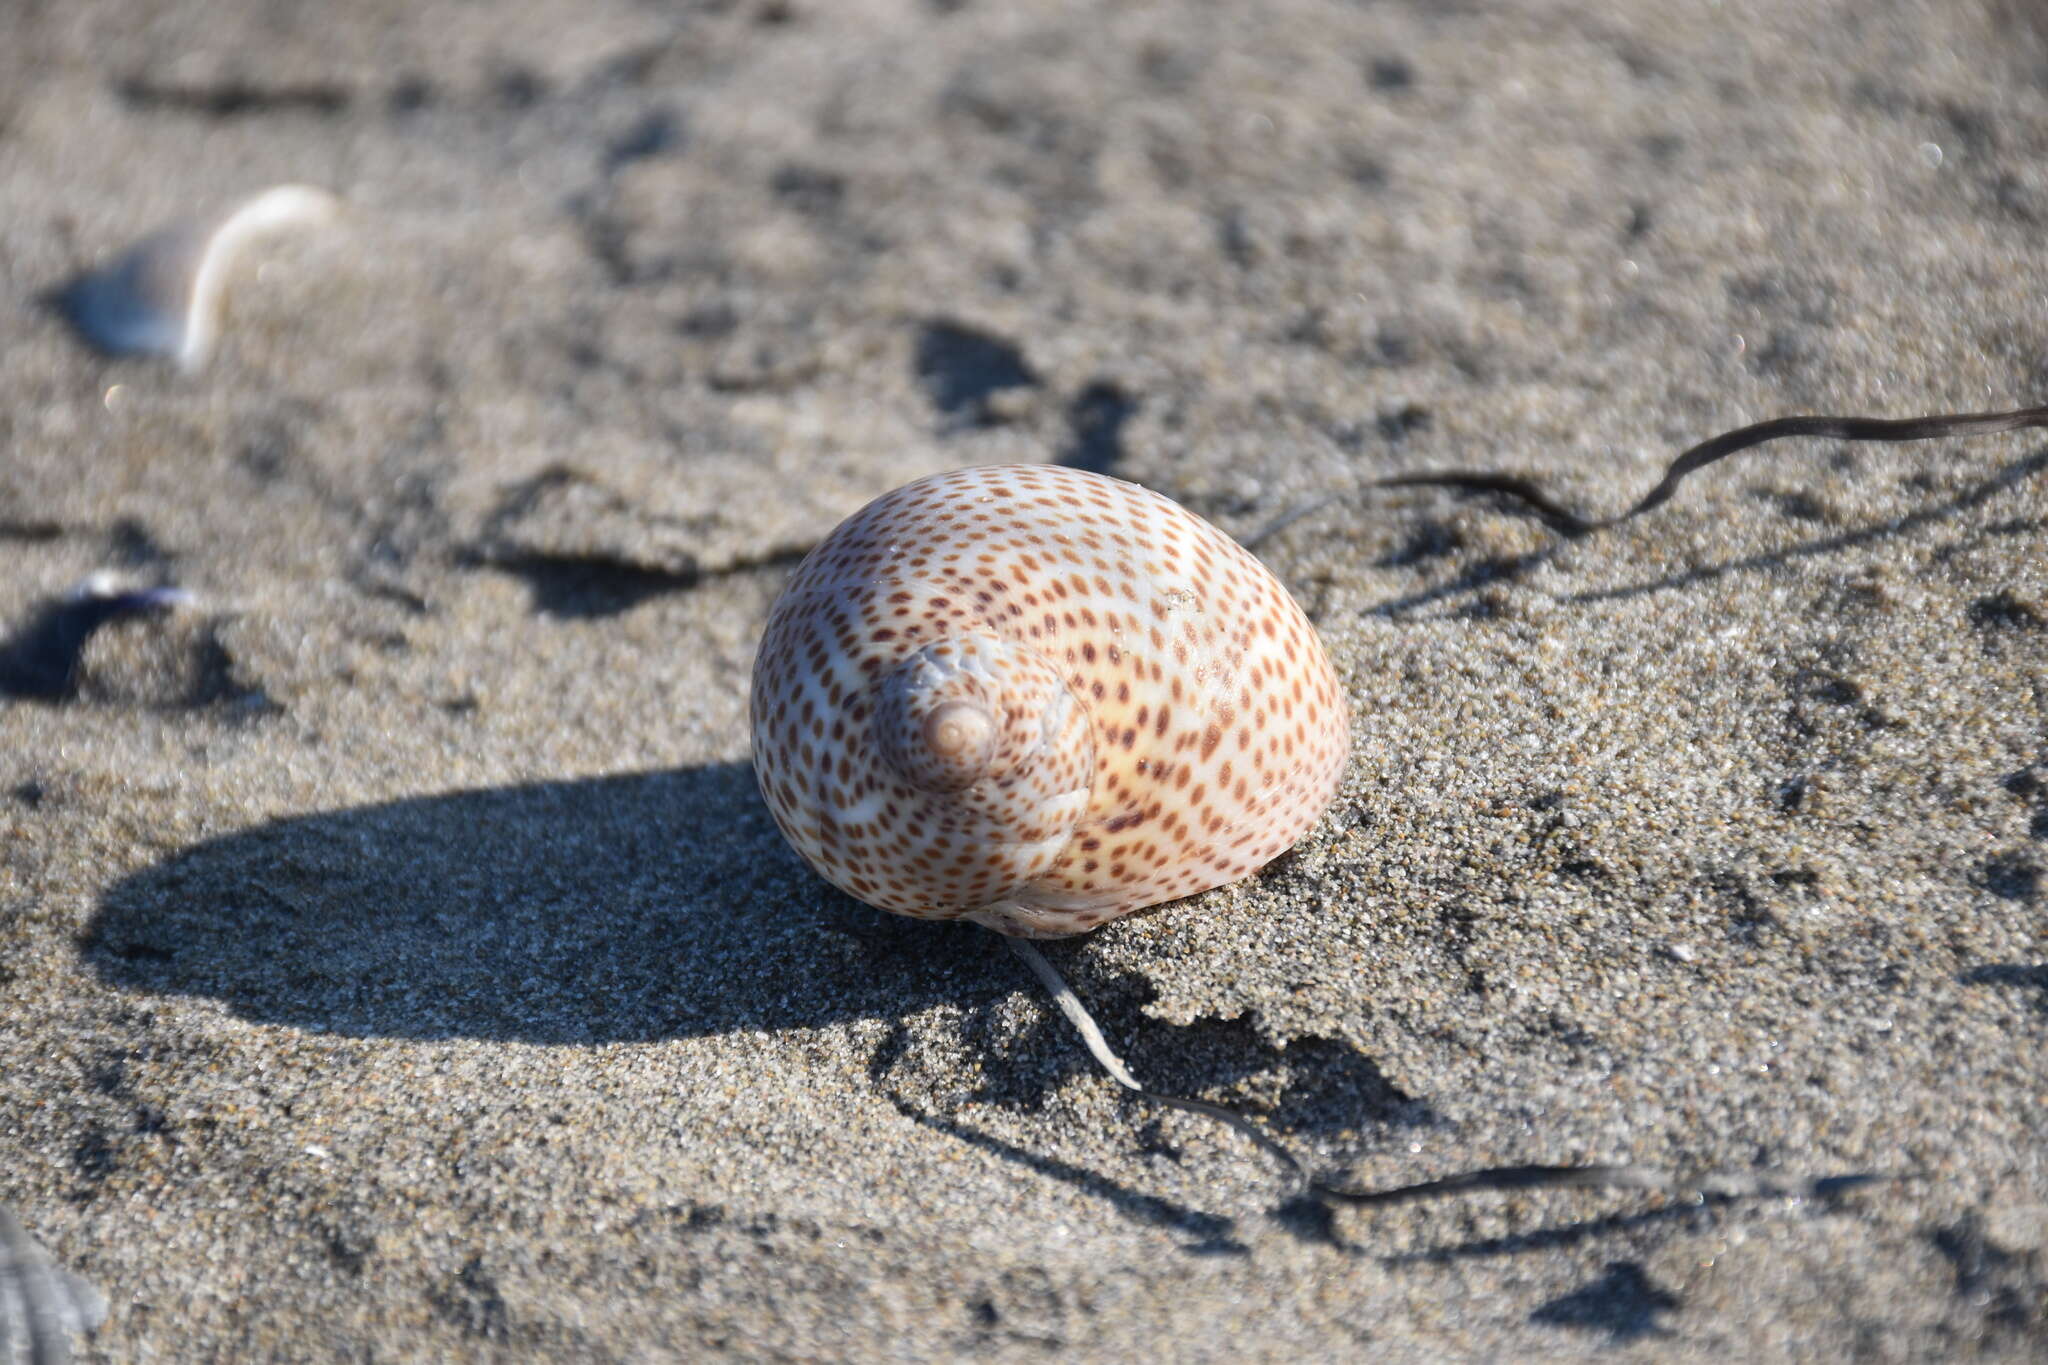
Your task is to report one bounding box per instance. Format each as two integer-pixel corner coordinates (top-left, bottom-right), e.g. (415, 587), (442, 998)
(2, 0), (2045, 1358)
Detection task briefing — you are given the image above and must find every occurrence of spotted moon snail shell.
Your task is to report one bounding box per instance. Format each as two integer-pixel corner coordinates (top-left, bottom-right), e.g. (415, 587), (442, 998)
(749, 464), (1350, 938)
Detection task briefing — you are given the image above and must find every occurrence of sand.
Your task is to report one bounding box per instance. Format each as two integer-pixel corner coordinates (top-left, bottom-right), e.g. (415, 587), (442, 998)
(2, 0), (2045, 1358)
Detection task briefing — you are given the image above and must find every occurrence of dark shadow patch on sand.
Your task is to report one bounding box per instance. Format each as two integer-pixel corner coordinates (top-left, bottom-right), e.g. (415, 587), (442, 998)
(985, 956), (1433, 1140)
(1961, 963), (2048, 1010)
(770, 163), (846, 218)
(467, 466), (812, 619)
(1364, 550), (1558, 620)
(605, 107), (686, 170)
(2000, 768), (2048, 840)
(1968, 589), (2044, 632)
(1976, 853), (2042, 903)
(1373, 517), (1463, 570)
(481, 555), (706, 619)
(915, 320), (1037, 427)
(860, 946), (1425, 1147)
(1269, 1191), (1351, 1249)
(427, 1254), (514, 1343)
(1928, 1212), (2048, 1341)
(87, 765), (1032, 1045)
(1528, 1259), (1681, 1343)
(1055, 381), (1136, 476)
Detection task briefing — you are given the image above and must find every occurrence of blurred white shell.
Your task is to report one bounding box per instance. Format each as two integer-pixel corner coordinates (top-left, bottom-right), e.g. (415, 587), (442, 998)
(0, 1205), (107, 1361)
(58, 184), (338, 372)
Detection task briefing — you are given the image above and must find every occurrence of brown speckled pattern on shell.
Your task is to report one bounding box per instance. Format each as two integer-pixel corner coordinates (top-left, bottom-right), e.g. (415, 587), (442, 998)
(749, 464), (1349, 937)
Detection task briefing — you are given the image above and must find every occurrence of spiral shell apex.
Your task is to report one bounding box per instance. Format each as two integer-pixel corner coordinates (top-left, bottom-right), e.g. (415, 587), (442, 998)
(749, 464), (1349, 938)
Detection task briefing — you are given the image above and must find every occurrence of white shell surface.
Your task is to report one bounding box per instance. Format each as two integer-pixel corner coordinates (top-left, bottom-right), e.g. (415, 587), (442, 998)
(750, 464), (1349, 936)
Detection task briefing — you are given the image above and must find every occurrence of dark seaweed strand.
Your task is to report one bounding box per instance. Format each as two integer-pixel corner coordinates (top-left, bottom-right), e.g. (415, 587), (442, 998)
(1006, 938), (1880, 1209)
(1380, 404), (2048, 536)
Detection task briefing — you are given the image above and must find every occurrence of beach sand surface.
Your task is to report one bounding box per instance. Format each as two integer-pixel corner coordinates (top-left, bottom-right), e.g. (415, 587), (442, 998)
(2, 0), (2046, 1358)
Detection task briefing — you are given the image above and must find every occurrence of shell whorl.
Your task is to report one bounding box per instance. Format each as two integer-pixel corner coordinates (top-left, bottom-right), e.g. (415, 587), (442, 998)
(876, 635), (1077, 793)
(749, 464), (1349, 938)
(753, 585), (1096, 925)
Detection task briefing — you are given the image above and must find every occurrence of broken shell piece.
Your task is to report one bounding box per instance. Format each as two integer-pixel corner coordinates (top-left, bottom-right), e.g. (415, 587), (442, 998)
(57, 184), (338, 371)
(0, 573), (193, 700)
(0, 1205), (109, 1360)
(68, 571), (194, 614)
